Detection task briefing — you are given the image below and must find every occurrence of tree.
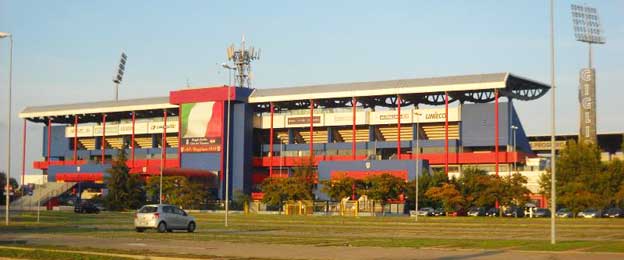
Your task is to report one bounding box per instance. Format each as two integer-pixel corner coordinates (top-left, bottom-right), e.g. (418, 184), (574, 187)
(405, 170), (446, 209)
(104, 150), (145, 211)
(539, 140), (610, 214)
(261, 157), (317, 207)
(457, 167), (494, 208)
(145, 176), (206, 209)
(320, 174), (362, 201)
(425, 183), (464, 214)
(493, 173), (530, 208)
(361, 173), (406, 215)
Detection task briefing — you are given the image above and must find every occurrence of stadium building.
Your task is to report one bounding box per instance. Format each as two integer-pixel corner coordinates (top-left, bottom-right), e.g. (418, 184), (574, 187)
(18, 73), (551, 205)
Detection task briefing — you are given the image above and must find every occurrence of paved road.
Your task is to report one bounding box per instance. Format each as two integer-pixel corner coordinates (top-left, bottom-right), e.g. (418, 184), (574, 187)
(1, 233), (624, 260)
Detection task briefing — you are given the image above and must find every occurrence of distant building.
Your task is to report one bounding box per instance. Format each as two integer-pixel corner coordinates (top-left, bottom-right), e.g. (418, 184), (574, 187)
(528, 132), (624, 161)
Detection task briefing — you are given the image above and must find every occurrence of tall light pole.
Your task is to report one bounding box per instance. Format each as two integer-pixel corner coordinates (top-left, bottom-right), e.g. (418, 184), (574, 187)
(222, 63), (236, 227)
(511, 125), (518, 173)
(414, 112), (421, 222)
(549, 0), (557, 245)
(1, 32), (13, 226)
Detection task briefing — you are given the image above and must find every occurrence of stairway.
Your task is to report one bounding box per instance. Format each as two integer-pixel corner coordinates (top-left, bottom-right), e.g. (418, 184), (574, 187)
(422, 123), (459, 140)
(78, 138), (96, 150)
(378, 125), (413, 141)
(10, 182), (76, 210)
(336, 128), (369, 143)
(135, 136), (153, 149)
(106, 137), (124, 149)
(165, 136), (178, 148)
(299, 130), (328, 144)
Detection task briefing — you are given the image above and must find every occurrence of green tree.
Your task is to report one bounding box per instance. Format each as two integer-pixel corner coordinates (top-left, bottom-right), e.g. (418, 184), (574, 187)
(320, 174), (362, 201)
(457, 167), (494, 208)
(361, 173), (406, 215)
(425, 183), (464, 214)
(145, 176), (206, 209)
(539, 141), (608, 213)
(493, 173), (530, 208)
(104, 150), (145, 211)
(405, 170), (446, 209)
(261, 157), (317, 207)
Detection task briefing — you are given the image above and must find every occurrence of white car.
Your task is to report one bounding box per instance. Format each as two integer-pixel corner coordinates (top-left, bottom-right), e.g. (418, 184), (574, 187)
(134, 204), (196, 233)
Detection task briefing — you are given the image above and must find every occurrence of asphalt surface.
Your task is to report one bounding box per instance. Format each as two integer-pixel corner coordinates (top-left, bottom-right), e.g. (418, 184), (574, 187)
(1, 233), (624, 260)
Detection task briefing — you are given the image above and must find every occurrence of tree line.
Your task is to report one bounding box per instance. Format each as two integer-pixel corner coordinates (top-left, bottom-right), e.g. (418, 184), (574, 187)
(103, 150), (208, 210)
(539, 140), (624, 216)
(260, 158), (532, 214)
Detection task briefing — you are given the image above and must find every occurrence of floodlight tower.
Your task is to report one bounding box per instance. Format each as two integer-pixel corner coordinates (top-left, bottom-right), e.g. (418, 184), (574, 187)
(571, 4), (606, 144)
(226, 36), (260, 88)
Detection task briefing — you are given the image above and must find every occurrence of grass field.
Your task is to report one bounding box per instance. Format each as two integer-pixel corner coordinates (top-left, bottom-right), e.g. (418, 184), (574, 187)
(3, 211), (624, 255)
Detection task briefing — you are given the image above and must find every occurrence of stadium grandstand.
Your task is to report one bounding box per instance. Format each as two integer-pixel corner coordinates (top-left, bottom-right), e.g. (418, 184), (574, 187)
(18, 72), (552, 206)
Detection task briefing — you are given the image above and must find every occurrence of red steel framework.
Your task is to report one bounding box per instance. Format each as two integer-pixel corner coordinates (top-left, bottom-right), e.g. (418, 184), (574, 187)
(309, 99), (314, 157)
(352, 97), (357, 160)
(73, 115), (78, 163)
(444, 91), (449, 175)
(177, 106), (182, 168)
(101, 114), (106, 163)
(47, 118), (51, 163)
(131, 111), (136, 168)
(162, 109), (168, 167)
(397, 95), (401, 158)
(269, 102), (274, 177)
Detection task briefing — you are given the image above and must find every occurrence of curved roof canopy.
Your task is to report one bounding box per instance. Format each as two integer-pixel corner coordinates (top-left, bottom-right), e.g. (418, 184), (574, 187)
(20, 72), (549, 123)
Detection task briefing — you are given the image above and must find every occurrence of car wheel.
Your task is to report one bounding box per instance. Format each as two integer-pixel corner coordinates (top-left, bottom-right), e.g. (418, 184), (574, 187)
(135, 228), (144, 233)
(157, 222), (167, 233)
(187, 222), (196, 233)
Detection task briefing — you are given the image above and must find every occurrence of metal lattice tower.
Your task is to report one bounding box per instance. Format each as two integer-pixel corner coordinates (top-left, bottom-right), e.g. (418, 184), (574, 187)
(227, 36), (260, 88)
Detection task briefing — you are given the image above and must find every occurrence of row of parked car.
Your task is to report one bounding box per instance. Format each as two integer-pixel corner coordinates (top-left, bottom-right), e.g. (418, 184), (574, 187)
(416, 207), (624, 218)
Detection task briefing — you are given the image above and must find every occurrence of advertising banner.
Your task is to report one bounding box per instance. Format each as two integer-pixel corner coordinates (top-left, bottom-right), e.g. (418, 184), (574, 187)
(285, 115), (322, 127)
(579, 68), (597, 144)
(118, 122), (149, 135)
(148, 121), (179, 134)
(180, 101), (223, 153)
(369, 110), (412, 125)
(65, 125), (94, 138)
(413, 108), (460, 123)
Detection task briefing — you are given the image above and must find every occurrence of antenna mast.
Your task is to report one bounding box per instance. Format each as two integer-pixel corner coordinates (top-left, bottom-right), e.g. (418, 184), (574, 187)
(226, 35), (260, 88)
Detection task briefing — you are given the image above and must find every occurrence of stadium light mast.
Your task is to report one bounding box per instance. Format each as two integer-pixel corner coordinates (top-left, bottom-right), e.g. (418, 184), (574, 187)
(112, 51), (127, 101)
(570, 4), (605, 144)
(0, 32), (13, 226)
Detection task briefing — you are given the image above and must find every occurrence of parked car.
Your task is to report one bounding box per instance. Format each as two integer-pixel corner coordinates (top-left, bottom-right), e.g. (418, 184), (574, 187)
(134, 204), (196, 233)
(433, 208), (446, 216)
(467, 207), (486, 217)
(603, 208), (623, 218)
(556, 208), (573, 218)
(534, 208), (551, 218)
(74, 200), (100, 214)
(486, 208), (499, 217)
(503, 207), (525, 218)
(579, 208), (602, 218)
(448, 208), (467, 217)
(417, 207), (435, 217)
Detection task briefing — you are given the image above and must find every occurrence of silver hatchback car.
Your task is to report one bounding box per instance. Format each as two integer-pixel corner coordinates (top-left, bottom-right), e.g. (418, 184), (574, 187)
(134, 204), (196, 233)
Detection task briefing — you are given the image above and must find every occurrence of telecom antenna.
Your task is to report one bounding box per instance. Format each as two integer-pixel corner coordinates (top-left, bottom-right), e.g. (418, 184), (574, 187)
(226, 35), (261, 88)
(570, 4), (606, 144)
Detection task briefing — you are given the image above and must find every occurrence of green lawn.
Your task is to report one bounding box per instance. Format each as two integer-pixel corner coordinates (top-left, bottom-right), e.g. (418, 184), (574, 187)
(4, 211), (624, 253)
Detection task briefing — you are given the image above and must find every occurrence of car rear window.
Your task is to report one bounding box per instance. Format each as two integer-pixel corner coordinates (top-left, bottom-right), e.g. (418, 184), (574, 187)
(139, 206), (158, 213)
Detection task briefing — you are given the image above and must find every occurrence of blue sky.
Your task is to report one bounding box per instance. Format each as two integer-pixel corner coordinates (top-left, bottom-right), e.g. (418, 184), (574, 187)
(0, 1), (622, 178)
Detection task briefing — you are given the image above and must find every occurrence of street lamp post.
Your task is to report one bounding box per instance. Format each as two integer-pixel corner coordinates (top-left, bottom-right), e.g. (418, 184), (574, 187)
(549, 0), (557, 245)
(1, 32), (13, 226)
(414, 112), (421, 222)
(221, 63), (236, 227)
